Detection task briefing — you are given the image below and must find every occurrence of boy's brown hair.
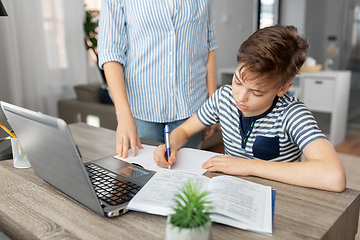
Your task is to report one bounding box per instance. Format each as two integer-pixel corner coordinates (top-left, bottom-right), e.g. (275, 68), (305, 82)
(237, 24), (309, 88)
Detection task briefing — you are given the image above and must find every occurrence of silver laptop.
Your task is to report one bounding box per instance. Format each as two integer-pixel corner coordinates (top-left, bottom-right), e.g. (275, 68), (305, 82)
(1, 101), (154, 217)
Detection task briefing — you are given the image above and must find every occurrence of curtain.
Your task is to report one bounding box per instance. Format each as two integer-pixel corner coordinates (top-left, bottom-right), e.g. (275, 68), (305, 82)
(0, 0), (90, 122)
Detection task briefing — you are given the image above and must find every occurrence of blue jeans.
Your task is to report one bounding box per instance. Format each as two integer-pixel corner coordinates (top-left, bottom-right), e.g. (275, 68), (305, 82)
(135, 118), (203, 149)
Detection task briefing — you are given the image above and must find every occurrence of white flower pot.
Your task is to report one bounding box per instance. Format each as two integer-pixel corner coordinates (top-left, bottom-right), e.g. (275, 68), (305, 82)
(165, 216), (212, 240)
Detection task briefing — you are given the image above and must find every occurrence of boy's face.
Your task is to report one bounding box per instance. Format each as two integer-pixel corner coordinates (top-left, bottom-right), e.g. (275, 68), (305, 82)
(232, 67), (291, 117)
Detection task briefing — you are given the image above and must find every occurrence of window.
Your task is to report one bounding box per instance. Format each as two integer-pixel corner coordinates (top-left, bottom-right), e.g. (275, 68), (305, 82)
(257, 0), (280, 29)
(351, 5), (360, 47)
(84, 0), (101, 11)
(42, 0), (68, 69)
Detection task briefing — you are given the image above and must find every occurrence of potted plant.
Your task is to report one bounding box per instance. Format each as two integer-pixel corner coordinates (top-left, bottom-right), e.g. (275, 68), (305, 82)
(166, 180), (212, 240)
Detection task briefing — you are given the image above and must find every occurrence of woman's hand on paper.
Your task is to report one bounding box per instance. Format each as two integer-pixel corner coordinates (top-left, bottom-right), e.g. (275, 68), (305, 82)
(115, 116), (143, 158)
(153, 144), (177, 168)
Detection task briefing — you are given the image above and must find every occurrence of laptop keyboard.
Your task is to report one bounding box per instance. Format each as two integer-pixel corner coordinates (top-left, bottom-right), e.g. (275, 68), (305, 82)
(85, 164), (142, 206)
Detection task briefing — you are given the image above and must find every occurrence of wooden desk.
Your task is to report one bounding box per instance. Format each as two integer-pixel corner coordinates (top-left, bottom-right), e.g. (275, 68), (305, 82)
(0, 123), (359, 240)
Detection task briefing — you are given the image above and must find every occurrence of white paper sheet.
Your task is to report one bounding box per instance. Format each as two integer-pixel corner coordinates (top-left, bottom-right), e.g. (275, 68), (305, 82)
(115, 144), (221, 174)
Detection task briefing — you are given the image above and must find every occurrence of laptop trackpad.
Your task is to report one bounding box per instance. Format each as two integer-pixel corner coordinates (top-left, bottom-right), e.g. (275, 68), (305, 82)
(90, 157), (151, 181)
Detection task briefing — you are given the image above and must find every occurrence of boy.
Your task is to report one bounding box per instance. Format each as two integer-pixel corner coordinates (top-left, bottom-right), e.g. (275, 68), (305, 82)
(153, 24), (346, 192)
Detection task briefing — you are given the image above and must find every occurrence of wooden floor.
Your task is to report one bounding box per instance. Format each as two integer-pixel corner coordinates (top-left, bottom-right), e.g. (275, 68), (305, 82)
(206, 133), (360, 156)
(334, 134), (360, 156)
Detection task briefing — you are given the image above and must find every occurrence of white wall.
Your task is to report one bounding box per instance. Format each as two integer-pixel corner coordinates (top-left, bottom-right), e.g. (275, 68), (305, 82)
(213, 0), (257, 85)
(0, 14), (15, 138)
(305, 0), (345, 69)
(213, 0), (308, 85)
(280, 0), (306, 34)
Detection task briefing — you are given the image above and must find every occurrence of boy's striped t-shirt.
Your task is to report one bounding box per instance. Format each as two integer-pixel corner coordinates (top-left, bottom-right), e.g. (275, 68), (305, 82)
(197, 85), (326, 162)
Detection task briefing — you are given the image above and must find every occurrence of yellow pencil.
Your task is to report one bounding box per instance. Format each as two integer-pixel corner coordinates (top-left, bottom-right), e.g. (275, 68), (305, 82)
(0, 122), (17, 138)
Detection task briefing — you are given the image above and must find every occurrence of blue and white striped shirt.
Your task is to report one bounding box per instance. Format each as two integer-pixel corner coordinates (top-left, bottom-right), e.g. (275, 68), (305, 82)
(197, 85), (326, 162)
(98, 0), (217, 122)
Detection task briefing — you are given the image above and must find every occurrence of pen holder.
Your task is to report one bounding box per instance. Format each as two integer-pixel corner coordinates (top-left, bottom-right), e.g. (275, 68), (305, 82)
(10, 138), (31, 168)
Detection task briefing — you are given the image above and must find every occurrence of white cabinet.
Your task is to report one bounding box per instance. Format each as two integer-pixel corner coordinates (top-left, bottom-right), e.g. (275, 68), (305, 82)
(217, 68), (352, 146)
(302, 77), (335, 112)
(299, 71), (351, 146)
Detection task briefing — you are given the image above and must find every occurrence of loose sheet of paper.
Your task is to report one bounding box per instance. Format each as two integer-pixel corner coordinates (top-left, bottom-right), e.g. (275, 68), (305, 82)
(115, 144), (220, 174)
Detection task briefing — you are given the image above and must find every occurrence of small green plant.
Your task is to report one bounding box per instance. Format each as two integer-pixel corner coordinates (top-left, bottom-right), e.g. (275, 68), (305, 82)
(169, 181), (212, 230)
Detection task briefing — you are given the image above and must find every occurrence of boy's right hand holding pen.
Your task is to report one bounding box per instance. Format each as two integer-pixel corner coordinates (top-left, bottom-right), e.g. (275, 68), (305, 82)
(154, 116), (207, 169)
(154, 125), (177, 169)
(153, 143), (177, 169)
(164, 125), (171, 169)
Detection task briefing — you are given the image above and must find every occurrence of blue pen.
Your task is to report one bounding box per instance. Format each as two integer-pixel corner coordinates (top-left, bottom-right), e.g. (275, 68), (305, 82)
(164, 125), (171, 169)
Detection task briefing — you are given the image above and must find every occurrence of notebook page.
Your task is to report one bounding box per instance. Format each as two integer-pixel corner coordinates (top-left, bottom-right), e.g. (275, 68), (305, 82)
(115, 144), (221, 174)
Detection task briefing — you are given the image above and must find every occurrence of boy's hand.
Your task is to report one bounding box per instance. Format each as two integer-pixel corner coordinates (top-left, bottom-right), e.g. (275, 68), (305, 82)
(202, 155), (252, 176)
(153, 144), (177, 168)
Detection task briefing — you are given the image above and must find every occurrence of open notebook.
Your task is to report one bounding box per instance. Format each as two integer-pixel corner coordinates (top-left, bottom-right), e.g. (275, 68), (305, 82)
(115, 144), (221, 175)
(127, 169), (275, 235)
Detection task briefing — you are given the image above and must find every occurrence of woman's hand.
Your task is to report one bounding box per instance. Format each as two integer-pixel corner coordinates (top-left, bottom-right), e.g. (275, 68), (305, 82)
(116, 115), (143, 158)
(103, 61), (143, 158)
